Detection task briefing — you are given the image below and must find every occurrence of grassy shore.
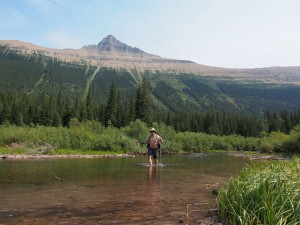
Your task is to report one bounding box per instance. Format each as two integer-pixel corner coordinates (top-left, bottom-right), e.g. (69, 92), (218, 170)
(0, 146), (135, 160)
(217, 157), (300, 225)
(0, 147), (126, 155)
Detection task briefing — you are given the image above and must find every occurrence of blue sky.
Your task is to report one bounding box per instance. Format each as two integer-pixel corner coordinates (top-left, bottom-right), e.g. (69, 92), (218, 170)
(0, 0), (299, 68)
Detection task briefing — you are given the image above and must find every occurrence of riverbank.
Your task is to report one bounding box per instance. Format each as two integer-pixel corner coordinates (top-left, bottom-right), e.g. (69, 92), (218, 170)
(217, 157), (300, 224)
(228, 151), (288, 161)
(1, 149), (290, 161)
(0, 153), (135, 160)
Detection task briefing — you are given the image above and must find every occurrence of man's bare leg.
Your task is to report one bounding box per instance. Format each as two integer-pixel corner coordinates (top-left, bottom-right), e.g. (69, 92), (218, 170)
(148, 156), (152, 166)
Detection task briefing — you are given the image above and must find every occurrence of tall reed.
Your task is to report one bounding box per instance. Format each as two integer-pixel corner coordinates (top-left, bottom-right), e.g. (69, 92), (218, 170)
(217, 158), (300, 225)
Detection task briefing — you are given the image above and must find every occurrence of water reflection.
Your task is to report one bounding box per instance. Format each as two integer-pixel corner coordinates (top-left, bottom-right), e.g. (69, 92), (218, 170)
(147, 166), (161, 204)
(0, 154), (249, 224)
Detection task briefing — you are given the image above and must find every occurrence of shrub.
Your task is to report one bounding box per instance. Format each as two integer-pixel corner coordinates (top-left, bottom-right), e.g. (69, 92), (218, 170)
(0, 120), (298, 154)
(258, 132), (290, 153)
(287, 125), (300, 152)
(121, 120), (148, 143)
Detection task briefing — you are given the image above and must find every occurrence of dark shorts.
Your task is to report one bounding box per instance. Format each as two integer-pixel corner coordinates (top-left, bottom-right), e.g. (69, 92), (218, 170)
(148, 148), (159, 159)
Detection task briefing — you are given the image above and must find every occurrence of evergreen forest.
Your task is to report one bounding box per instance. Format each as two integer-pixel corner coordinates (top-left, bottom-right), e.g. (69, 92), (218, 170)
(1, 47), (300, 139)
(1, 78), (300, 138)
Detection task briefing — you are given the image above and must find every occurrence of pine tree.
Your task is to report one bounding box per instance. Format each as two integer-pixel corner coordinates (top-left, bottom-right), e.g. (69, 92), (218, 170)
(86, 88), (93, 121)
(135, 77), (152, 124)
(57, 91), (65, 117)
(104, 80), (117, 126)
(281, 109), (292, 133)
(62, 99), (74, 127)
(0, 103), (11, 124)
(52, 111), (62, 126)
(79, 104), (87, 122)
(115, 89), (123, 127)
(127, 93), (136, 123)
(73, 95), (82, 120)
(11, 103), (24, 126)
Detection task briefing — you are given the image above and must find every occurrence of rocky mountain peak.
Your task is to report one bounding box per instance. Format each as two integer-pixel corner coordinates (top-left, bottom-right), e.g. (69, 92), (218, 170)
(97, 35), (144, 54)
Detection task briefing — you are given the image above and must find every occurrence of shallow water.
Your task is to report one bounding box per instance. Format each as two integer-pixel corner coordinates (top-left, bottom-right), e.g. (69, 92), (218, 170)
(0, 153), (249, 224)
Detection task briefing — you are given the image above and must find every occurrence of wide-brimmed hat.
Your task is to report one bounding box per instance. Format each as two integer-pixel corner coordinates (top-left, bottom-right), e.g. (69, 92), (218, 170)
(149, 128), (156, 133)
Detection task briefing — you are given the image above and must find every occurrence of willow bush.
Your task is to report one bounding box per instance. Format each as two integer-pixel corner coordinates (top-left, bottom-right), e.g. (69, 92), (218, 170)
(287, 125), (300, 152)
(0, 120), (300, 153)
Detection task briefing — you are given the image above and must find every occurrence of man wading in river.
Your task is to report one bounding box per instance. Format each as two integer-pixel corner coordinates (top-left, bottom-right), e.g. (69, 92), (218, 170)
(143, 128), (164, 166)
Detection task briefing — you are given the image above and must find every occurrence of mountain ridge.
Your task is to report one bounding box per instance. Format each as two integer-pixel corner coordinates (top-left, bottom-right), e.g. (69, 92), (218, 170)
(1, 35), (300, 114)
(0, 35), (208, 74)
(1, 35), (300, 84)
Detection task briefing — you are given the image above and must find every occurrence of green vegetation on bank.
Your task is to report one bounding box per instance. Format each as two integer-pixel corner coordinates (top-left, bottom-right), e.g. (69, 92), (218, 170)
(0, 147), (125, 156)
(1, 119), (300, 155)
(217, 158), (300, 225)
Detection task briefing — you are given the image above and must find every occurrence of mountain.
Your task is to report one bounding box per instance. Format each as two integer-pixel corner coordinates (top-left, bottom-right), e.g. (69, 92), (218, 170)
(83, 34), (145, 53)
(1, 35), (300, 83)
(1, 35), (300, 113)
(0, 35), (207, 74)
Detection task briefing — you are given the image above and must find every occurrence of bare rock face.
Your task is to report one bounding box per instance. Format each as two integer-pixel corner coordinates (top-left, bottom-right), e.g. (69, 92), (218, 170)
(81, 35), (144, 53)
(97, 35), (144, 54)
(0, 35), (204, 72)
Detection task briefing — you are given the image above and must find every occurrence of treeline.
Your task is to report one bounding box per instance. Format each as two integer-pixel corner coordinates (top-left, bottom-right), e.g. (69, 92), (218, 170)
(1, 78), (300, 137)
(158, 110), (300, 137)
(0, 77), (153, 127)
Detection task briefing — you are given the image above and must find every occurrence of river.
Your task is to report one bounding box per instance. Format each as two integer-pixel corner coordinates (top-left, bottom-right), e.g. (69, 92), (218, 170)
(0, 153), (249, 224)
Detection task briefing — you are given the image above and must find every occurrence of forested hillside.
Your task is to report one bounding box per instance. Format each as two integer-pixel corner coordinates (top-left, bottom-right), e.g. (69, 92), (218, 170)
(1, 41), (300, 137)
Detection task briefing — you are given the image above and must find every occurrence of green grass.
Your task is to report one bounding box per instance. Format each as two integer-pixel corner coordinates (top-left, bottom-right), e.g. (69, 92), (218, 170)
(0, 147), (27, 154)
(0, 147), (126, 155)
(217, 158), (300, 225)
(48, 149), (126, 155)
